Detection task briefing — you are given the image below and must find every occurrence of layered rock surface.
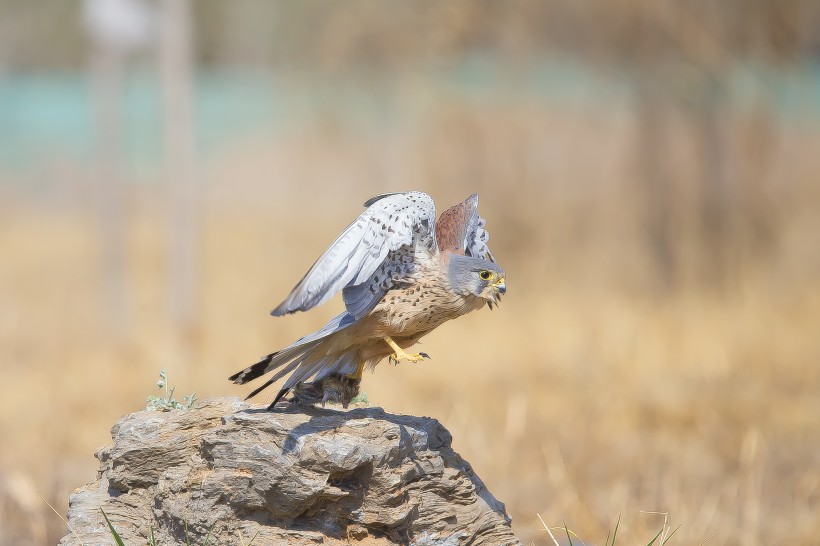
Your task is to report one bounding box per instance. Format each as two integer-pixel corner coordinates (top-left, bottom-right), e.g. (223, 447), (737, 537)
(59, 397), (521, 546)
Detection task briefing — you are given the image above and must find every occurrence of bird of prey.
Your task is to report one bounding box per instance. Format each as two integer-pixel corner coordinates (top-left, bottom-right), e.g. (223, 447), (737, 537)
(229, 191), (505, 409)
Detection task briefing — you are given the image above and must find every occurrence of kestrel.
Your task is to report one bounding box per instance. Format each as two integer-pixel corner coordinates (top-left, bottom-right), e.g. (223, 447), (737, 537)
(229, 191), (505, 408)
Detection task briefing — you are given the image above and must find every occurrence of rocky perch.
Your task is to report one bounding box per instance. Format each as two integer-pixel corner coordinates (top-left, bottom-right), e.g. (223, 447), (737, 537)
(59, 397), (521, 546)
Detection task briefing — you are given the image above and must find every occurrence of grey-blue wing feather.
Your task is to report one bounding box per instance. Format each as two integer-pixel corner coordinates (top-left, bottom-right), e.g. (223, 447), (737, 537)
(341, 244), (418, 319)
(292, 311), (356, 345)
(469, 219), (494, 262)
(461, 194), (495, 261)
(271, 191), (437, 317)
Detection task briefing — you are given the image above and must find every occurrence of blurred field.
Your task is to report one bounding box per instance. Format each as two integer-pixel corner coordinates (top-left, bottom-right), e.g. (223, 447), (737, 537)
(2, 2), (820, 545)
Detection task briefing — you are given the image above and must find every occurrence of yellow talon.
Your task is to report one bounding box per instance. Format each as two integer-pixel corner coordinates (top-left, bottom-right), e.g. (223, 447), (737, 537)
(383, 336), (430, 364)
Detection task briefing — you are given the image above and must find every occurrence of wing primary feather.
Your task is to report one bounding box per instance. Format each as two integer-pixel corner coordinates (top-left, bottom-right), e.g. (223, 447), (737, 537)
(271, 221), (365, 316)
(269, 388), (290, 409)
(363, 192), (402, 207)
(270, 191), (437, 317)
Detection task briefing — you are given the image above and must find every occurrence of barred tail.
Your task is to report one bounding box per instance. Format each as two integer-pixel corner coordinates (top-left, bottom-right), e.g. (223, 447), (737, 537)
(228, 312), (359, 409)
(229, 344), (311, 385)
(229, 340), (321, 404)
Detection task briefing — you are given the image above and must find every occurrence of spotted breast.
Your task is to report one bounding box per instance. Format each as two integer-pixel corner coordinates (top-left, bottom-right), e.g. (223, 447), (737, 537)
(371, 273), (485, 338)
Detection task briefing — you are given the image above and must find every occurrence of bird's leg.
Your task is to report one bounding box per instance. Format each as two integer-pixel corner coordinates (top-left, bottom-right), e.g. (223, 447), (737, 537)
(383, 336), (430, 365)
(346, 361), (365, 381)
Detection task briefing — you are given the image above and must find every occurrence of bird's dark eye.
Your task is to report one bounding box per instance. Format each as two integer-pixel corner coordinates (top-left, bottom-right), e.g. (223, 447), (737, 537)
(479, 270), (492, 280)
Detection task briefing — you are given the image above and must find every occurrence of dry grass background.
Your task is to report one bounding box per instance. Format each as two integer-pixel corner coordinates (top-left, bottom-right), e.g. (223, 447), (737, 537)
(2, 92), (820, 545)
(2, 2), (820, 545)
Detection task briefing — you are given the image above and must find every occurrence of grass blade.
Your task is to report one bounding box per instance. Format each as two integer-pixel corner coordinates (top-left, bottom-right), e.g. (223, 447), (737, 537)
(662, 524), (682, 545)
(645, 527), (664, 546)
(202, 522), (216, 546)
(536, 513), (561, 546)
(100, 509), (126, 546)
(238, 529), (260, 546)
(611, 514), (621, 546)
(39, 491), (84, 546)
(563, 520), (573, 546)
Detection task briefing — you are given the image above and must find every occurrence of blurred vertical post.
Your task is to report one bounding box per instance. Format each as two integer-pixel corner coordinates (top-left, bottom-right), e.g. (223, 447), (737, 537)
(90, 41), (128, 337)
(635, 78), (676, 291)
(696, 77), (731, 289)
(159, 0), (200, 344)
(633, 5), (677, 292)
(83, 0), (154, 338)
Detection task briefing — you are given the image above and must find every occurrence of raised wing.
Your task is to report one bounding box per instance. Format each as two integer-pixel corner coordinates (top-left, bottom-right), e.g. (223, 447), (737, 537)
(271, 191), (437, 317)
(435, 193), (495, 261)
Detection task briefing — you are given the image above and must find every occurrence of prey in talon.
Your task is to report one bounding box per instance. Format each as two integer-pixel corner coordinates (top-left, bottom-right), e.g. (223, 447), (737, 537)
(290, 374), (361, 408)
(229, 191), (506, 409)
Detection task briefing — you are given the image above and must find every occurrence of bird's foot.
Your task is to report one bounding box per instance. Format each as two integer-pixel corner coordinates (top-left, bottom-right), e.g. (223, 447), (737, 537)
(388, 350), (430, 365)
(382, 336), (431, 365)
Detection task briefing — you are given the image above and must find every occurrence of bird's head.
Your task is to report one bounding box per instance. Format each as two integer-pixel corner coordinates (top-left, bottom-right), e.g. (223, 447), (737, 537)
(447, 254), (506, 309)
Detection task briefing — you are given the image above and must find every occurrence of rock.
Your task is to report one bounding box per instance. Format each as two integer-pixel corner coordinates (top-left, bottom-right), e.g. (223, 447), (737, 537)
(59, 398), (521, 546)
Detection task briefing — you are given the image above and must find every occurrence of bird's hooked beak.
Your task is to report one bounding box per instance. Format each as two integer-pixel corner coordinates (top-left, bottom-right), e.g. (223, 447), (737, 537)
(487, 276), (506, 310)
